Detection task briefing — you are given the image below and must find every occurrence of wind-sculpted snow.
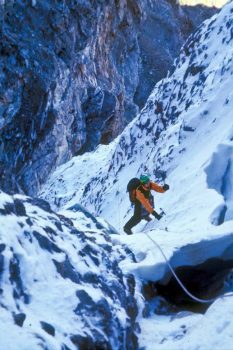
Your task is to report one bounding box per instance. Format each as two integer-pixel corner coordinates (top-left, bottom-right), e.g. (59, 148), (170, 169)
(0, 191), (139, 350)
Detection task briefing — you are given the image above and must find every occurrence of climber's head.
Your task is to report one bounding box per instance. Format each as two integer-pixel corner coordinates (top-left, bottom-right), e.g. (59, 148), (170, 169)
(140, 174), (150, 186)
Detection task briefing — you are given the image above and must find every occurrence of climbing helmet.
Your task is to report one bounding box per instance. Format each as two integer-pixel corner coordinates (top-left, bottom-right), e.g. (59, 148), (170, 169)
(140, 174), (150, 184)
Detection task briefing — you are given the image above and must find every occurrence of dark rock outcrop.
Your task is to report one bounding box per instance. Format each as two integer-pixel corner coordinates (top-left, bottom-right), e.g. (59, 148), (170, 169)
(135, 0), (217, 108)
(0, 0), (217, 195)
(40, 321), (55, 336)
(13, 312), (26, 327)
(154, 258), (233, 306)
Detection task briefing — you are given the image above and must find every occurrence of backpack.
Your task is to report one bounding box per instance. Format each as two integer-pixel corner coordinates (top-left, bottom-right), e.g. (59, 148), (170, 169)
(127, 178), (141, 202)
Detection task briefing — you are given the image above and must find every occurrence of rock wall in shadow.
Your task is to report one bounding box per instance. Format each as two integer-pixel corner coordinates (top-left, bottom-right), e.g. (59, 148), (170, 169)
(0, 0), (217, 195)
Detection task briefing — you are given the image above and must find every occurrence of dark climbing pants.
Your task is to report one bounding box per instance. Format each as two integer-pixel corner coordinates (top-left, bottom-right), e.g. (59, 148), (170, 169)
(124, 200), (143, 230)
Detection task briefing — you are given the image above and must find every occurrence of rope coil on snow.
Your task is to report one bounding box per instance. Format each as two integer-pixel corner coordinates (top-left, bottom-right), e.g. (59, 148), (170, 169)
(144, 230), (233, 304)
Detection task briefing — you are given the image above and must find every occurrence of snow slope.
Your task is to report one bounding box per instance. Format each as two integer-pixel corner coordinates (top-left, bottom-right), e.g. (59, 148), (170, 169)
(0, 193), (138, 350)
(139, 296), (233, 350)
(41, 1), (233, 349)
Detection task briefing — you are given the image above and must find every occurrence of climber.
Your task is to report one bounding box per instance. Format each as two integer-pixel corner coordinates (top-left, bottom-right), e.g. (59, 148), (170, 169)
(123, 174), (169, 235)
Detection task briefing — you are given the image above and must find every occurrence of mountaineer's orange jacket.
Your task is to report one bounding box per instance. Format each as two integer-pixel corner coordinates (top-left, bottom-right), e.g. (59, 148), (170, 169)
(135, 181), (165, 214)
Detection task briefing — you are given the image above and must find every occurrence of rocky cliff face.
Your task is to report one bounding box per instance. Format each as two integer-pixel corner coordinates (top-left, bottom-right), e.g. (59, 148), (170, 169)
(0, 0), (217, 195)
(134, 0), (216, 108)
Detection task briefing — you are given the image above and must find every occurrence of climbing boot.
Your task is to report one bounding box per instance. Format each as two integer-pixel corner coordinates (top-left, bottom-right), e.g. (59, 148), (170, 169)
(124, 226), (133, 235)
(144, 215), (152, 222)
(152, 211), (162, 220)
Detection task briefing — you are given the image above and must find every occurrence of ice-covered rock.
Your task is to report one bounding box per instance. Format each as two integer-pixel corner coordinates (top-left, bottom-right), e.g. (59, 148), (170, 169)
(0, 191), (139, 349)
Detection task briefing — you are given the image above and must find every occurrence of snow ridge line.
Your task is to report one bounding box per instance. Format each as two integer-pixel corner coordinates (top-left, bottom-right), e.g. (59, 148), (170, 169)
(144, 231), (233, 304)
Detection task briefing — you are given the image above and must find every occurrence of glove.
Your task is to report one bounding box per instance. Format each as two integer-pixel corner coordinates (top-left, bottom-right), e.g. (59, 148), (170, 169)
(163, 184), (169, 191)
(152, 211), (162, 220)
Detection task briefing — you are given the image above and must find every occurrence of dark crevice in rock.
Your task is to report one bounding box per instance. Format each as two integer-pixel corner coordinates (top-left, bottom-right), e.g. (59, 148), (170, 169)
(0, 254), (4, 278)
(67, 204), (106, 231)
(26, 198), (53, 213)
(70, 334), (96, 350)
(9, 253), (30, 304)
(0, 244), (6, 253)
(53, 256), (81, 283)
(13, 312), (26, 327)
(33, 231), (62, 253)
(0, 199), (26, 216)
(73, 293), (123, 349)
(61, 344), (72, 350)
(40, 321), (55, 336)
(143, 257), (233, 315)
